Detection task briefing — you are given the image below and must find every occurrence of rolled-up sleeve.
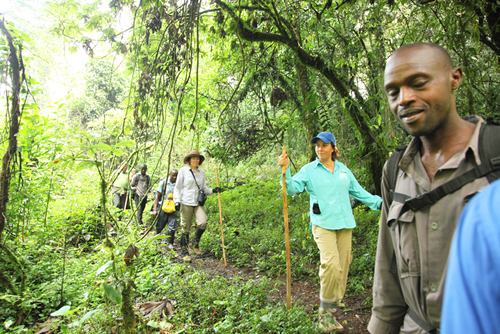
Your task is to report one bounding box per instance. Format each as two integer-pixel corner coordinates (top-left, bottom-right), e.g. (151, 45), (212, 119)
(280, 166), (308, 195)
(347, 170), (382, 210)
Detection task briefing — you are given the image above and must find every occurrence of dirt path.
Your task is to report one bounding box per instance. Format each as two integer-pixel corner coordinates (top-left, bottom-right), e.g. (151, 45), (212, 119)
(163, 245), (370, 333)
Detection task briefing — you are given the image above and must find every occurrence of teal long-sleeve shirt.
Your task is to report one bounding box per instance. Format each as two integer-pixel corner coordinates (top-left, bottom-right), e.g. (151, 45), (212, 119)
(282, 159), (382, 230)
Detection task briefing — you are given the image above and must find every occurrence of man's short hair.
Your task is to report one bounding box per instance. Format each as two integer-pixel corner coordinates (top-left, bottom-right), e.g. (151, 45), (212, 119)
(393, 43), (454, 70)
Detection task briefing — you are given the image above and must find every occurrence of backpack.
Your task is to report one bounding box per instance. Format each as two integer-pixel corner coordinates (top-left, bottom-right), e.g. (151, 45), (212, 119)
(386, 122), (500, 214)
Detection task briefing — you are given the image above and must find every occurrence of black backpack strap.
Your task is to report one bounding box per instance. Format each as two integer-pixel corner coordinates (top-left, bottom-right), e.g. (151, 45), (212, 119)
(479, 123), (500, 183)
(408, 309), (439, 334)
(386, 145), (408, 206)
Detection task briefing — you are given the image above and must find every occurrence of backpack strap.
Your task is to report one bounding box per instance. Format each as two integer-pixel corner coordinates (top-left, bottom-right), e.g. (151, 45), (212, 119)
(478, 123), (500, 183)
(386, 145), (408, 207)
(393, 123), (500, 217)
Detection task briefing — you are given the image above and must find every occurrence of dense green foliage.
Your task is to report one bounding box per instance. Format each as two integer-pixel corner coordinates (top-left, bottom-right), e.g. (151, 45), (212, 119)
(2, 0), (500, 332)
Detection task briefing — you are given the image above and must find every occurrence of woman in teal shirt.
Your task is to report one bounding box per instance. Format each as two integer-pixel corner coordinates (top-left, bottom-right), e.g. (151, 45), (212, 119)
(279, 132), (382, 332)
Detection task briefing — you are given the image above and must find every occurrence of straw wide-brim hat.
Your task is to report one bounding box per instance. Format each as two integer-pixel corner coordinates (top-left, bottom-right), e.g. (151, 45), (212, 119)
(183, 150), (205, 165)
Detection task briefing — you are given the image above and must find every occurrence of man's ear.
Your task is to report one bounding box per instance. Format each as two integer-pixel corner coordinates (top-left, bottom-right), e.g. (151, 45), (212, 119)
(451, 67), (463, 91)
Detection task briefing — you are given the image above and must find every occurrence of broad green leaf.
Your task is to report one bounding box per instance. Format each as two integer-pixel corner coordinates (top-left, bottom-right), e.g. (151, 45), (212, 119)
(96, 260), (113, 276)
(75, 160), (95, 172)
(94, 143), (112, 151)
(79, 309), (101, 324)
(147, 320), (160, 328)
(0, 295), (20, 304)
(51, 305), (71, 316)
(103, 283), (121, 304)
(112, 148), (124, 156)
(116, 140), (135, 147)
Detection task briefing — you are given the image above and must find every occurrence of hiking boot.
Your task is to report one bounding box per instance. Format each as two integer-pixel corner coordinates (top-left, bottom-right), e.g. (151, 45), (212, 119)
(180, 233), (191, 259)
(191, 227), (206, 255)
(318, 308), (344, 333)
(167, 231), (175, 249)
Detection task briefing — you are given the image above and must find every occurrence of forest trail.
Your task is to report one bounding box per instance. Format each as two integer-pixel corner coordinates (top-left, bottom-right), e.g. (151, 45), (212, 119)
(158, 242), (370, 333)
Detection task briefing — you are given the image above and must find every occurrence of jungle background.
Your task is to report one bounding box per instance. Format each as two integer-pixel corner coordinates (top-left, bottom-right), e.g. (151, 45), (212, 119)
(1, 0), (500, 333)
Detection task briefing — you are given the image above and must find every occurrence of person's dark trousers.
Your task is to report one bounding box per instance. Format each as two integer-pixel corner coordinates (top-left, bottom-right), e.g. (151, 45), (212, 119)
(156, 210), (178, 235)
(134, 194), (147, 225)
(113, 192), (127, 209)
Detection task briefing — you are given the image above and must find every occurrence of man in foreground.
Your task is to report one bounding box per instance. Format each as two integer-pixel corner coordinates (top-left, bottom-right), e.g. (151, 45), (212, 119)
(368, 43), (499, 333)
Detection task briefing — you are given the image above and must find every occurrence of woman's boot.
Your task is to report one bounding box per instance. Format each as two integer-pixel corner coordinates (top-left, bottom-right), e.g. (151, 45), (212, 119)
(180, 233), (191, 261)
(191, 227), (205, 255)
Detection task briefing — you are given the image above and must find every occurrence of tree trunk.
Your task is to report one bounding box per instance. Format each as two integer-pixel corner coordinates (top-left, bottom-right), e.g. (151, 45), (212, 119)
(0, 20), (22, 241)
(295, 59), (321, 161)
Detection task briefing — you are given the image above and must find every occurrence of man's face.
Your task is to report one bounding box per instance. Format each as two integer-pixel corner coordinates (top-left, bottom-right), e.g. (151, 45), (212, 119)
(384, 46), (462, 138)
(122, 165), (128, 173)
(169, 170), (178, 183)
(140, 166), (147, 175)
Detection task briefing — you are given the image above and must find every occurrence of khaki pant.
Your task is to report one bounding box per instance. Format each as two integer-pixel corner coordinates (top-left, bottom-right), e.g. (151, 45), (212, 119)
(312, 225), (353, 304)
(179, 204), (208, 233)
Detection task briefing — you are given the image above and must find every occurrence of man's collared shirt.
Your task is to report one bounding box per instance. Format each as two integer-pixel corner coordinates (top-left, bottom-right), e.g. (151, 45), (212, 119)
(369, 116), (490, 334)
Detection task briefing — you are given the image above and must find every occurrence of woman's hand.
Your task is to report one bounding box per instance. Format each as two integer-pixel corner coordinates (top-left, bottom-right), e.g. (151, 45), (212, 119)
(278, 153), (289, 170)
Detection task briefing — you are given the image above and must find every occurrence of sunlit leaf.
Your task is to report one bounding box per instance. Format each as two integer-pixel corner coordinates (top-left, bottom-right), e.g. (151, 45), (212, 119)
(51, 305), (71, 316)
(116, 140), (135, 147)
(74, 160), (95, 172)
(94, 143), (112, 151)
(96, 260), (113, 276)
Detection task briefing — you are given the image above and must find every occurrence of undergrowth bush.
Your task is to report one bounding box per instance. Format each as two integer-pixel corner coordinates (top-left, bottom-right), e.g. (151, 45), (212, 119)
(1, 155), (380, 333)
(202, 178), (319, 278)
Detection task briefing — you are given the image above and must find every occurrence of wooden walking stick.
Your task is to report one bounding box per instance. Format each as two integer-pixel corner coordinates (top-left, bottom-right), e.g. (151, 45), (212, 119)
(215, 167), (227, 266)
(281, 146), (292, 310)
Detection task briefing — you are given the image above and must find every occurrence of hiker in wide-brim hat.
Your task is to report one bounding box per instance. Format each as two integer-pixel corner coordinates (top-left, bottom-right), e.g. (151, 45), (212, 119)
(174, 150), (220, 262)
(183, 150), (205, 165)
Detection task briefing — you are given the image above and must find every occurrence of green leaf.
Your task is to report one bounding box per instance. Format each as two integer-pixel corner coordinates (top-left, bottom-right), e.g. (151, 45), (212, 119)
(75, 160), (95, 172)
(112, 148), (124, 157)
(51, 305), (71, 316)
(79, 309), (101, 324)
(147, 320), (161, 328)
(0, 295), (20, 304)
(116, 140), (135, 147)
(103, 283), (121, 304)
(93, 143), (112, 151)
(96, 260), (113, 276)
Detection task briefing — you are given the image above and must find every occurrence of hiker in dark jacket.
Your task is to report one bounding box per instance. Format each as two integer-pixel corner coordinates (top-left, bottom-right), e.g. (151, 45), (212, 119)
(130, 164), (150, 225)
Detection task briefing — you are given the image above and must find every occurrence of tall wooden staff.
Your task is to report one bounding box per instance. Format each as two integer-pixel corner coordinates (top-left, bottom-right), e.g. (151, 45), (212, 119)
(281, 147), (292, 310)
(215, 167), (227, 266)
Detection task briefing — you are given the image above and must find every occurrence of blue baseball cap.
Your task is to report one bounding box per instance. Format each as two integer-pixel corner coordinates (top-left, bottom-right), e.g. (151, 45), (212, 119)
(311, 132), (336, 145)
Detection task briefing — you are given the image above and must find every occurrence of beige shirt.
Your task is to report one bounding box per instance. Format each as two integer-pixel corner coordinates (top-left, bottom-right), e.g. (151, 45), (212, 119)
(369, 117), (491, 334)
